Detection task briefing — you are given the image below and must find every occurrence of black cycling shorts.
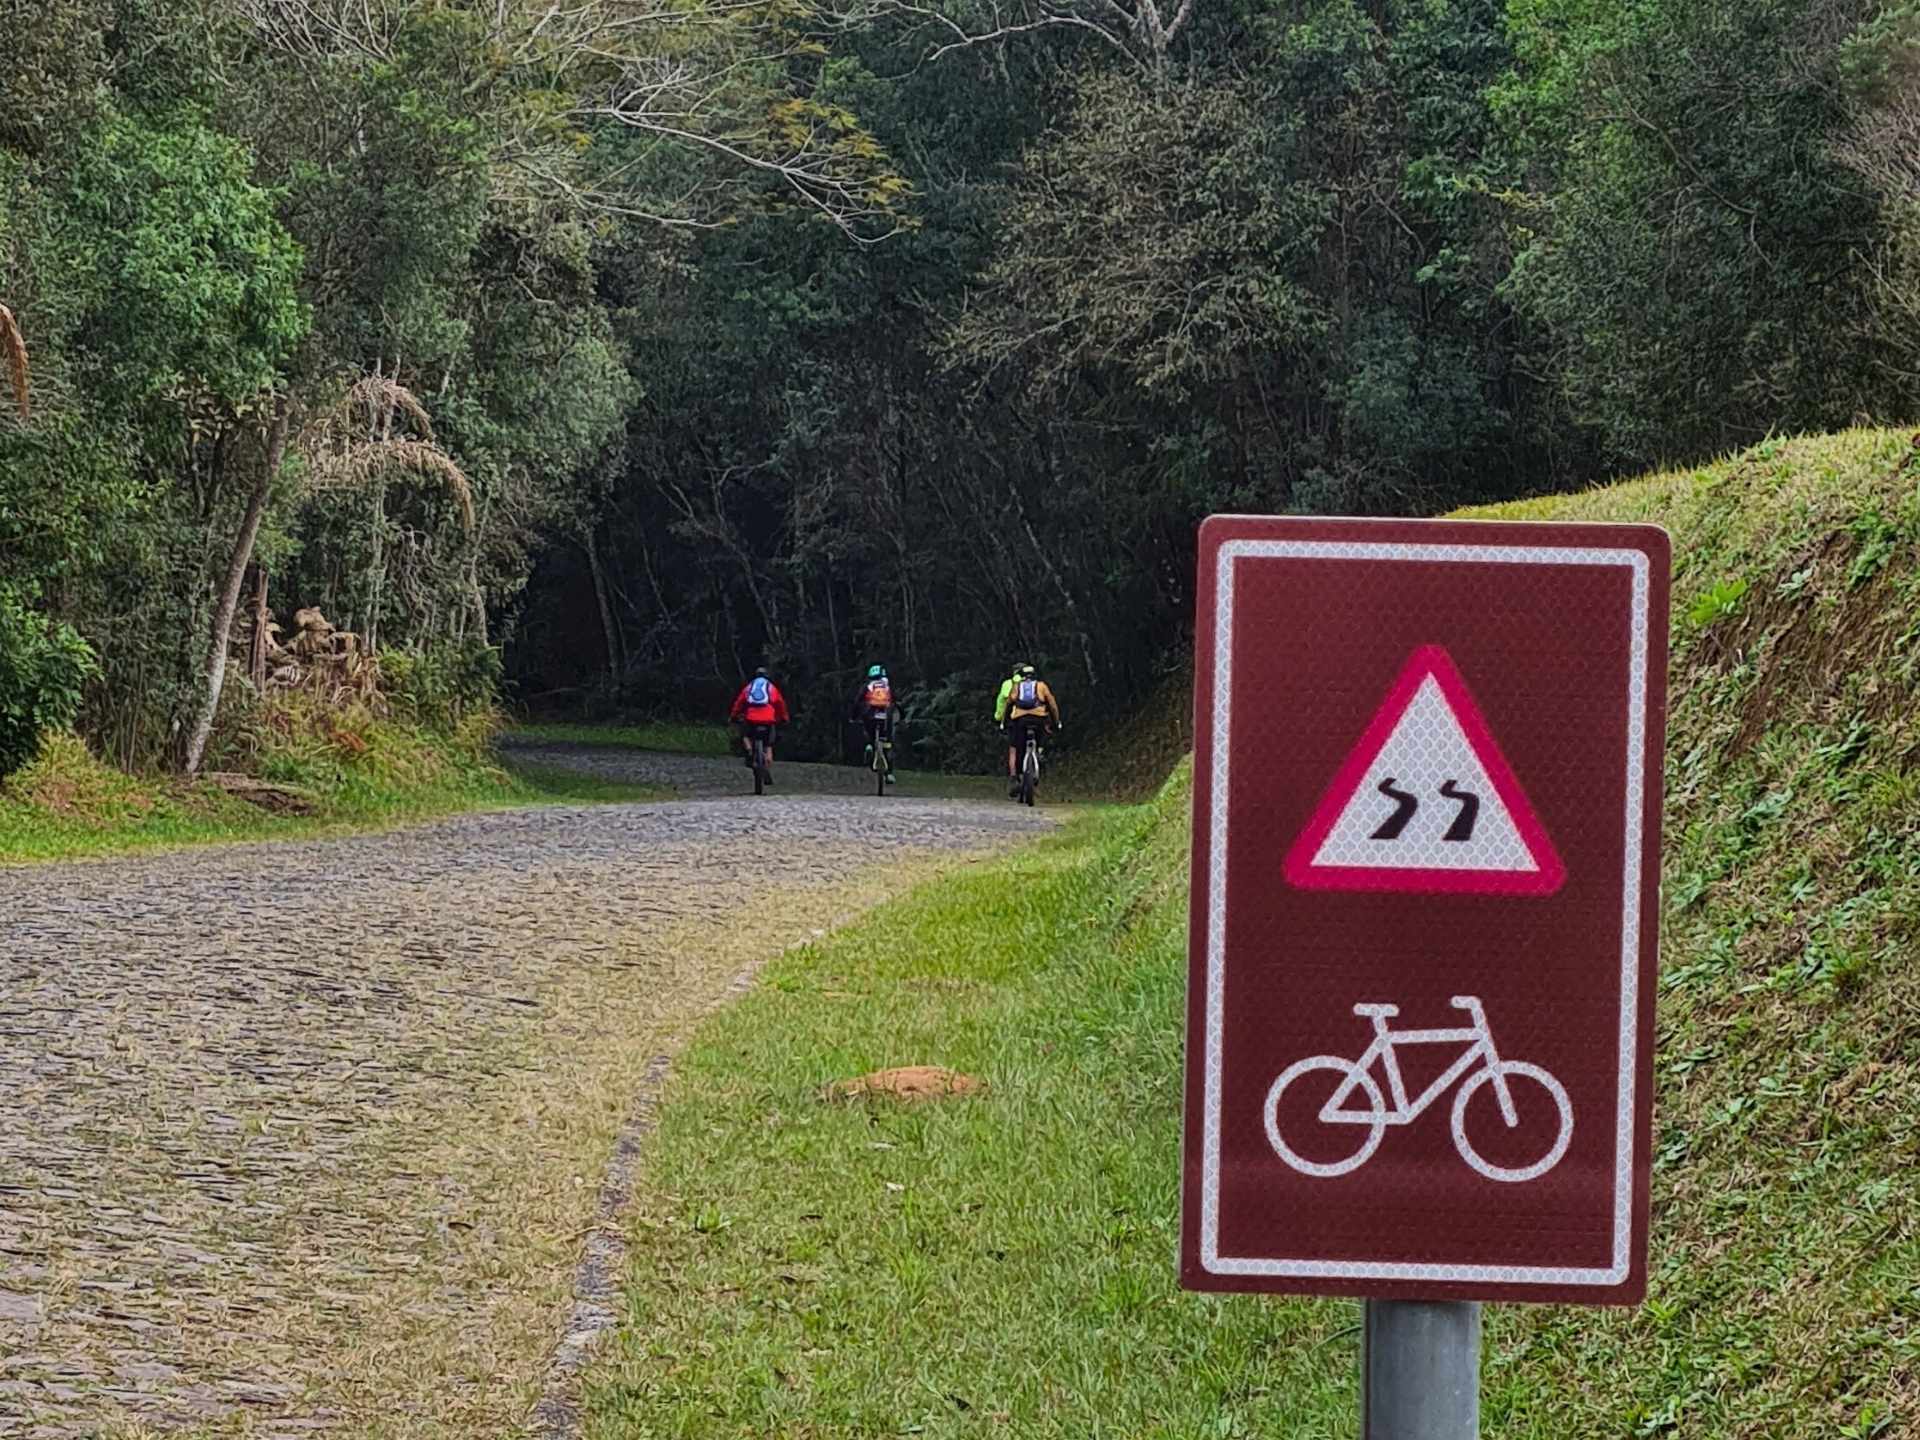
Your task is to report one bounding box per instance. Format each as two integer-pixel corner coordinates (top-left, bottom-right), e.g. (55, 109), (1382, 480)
(1008, 715), (1049, 753)
(743, 722), (777, 747)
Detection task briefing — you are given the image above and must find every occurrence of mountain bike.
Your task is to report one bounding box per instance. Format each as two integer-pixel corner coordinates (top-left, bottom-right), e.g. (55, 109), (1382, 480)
(745, 725), (772, 796)
(1263, 995), (1572, 1183)
(867, 716), (895, 796)
(1018, 729), (1043, 806)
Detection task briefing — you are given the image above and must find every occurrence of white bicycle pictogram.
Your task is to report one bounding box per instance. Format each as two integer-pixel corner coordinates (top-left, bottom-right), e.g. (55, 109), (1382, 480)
(1264, 996), (1573, 1183)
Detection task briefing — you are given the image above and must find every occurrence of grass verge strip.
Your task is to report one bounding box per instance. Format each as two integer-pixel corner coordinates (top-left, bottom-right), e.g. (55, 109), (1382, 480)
(0, 731), (665, 864)
(589, 712), (1918, 1437)
(585, 786), (1356, 1439)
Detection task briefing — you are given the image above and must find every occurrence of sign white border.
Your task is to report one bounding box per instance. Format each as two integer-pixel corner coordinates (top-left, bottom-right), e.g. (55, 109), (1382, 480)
(1199, 538), (1651, 1286)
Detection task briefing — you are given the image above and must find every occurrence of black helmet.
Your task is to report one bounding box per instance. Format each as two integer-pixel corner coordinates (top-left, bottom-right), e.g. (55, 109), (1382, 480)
(754, 666), (769, 678)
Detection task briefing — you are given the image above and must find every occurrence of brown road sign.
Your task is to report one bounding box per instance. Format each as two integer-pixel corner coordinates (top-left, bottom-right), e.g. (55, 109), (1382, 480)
(1180, 517), (1669, 1304)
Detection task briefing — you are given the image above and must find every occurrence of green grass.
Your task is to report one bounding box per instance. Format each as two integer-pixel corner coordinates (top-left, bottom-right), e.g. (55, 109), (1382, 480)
(508, 720), (730, 755)
(588, 768), (1359, 1439)
(0, 725), (666, 864)
(1461, 427), (1920, 1437)
(591, 427), (1920, 1439)
(502, 761), (673, 805)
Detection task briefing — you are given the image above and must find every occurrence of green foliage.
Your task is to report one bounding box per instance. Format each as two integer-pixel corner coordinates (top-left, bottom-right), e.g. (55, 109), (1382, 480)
(0, 588), (97, 779)
(1688, 576), (1750, 628)
(382, 642), (504, 730)
(899, 670), (1016, 775)
(10, 0), (1920, 788)
(61, 111), (307, 414)
(949, 68), (1329, 399)
(3, 0), (916, 779)
(1496, 0), (1912, 462)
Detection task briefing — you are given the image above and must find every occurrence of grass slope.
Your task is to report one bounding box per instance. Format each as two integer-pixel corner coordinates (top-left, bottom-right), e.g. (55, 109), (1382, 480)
(1462, 428), (1919, 1436)
(0, 723), (664, 863)
(1053, 667), (1194, 803)
(592, 427), (1919, 1439)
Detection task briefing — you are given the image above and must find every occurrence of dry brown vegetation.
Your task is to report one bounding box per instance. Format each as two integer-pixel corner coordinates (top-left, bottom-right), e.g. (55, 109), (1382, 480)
(305, 378), (475, 532)
(346, 374), (436, 442)
(0, 302), (28, 421)
(332, 439), (476, 532)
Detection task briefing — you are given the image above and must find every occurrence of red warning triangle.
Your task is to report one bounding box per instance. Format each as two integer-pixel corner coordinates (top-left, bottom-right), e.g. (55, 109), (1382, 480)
(1283, 645), (1565, 896)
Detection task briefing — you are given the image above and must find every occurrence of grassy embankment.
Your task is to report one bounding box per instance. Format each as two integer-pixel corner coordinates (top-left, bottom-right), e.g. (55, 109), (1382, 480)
(1051, 667), (1194, 803)
(584, 428), (1918, 1438)
(0, 717), (665, 864)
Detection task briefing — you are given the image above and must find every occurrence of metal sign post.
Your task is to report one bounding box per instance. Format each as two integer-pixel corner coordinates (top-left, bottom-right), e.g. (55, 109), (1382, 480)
(1363, 1299), (1480, 1439)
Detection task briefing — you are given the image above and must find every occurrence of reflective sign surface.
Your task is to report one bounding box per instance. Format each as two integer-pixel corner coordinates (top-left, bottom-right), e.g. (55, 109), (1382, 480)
(1180, 517), (1670, 1304)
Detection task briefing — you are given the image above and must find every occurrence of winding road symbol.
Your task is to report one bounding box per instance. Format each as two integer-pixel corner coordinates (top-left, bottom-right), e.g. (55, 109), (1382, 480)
(1367, 778), (1481, 843)
(1283, 645), (1565, 895)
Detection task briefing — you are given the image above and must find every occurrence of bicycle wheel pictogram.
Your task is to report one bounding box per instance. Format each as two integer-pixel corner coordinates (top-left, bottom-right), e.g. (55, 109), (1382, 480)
(1263, 1057), (1387, 1178)
(1449, 1060), (1572, 1182)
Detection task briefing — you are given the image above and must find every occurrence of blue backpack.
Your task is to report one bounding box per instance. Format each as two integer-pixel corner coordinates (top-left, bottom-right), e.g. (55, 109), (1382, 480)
(747, 676), (772, 706)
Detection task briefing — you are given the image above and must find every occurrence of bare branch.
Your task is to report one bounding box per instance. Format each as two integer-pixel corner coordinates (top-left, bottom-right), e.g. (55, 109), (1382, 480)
(823, 0), (1189, 76)
(241, 0), (912, 241)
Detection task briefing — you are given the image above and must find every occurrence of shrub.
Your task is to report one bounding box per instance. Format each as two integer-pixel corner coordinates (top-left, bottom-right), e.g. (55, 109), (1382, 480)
(0, 587), (97, 779)
(381, 641), (502, 731)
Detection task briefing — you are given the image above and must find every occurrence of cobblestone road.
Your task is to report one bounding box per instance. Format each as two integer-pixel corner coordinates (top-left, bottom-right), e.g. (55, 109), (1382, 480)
(0, 749), (1051, 1438)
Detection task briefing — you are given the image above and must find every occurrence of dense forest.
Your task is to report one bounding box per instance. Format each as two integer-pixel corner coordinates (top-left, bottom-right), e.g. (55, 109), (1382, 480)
(4, 0), (1918, 776)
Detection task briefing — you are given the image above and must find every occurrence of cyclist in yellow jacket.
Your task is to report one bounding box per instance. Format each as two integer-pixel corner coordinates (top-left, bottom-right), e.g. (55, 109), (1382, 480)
(994, 663), (1061, 798)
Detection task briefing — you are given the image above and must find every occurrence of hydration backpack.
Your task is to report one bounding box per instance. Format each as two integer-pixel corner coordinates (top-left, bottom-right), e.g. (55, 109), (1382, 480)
(1015, 678), (1041, 709)
(865, 678), (892, 710)
(747, 676), (772, 706)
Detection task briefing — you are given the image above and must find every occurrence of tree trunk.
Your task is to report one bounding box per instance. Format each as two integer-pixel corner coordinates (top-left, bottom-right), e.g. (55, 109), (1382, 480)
(366, 485), (385, 655)
(825, 571), (842, 679)
(248, 564), (270, 691)
(1008, 430), (1099, 691)
(184, 401), (291, 777)
(585, 524), (622, 685)
(469, 554), (489, 646)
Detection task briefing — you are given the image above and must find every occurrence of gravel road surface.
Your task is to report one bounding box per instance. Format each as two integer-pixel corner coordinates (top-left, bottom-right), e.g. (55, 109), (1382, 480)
(0, 747), (1052, 1438)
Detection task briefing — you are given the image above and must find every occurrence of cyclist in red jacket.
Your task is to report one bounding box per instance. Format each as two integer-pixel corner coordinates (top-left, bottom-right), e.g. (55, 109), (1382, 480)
(728, 667), (791, 782)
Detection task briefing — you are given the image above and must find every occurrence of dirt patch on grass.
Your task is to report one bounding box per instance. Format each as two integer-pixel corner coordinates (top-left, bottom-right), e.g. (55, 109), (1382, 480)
(203, 772), (320, 815)
(825, 1066), (986, 1101)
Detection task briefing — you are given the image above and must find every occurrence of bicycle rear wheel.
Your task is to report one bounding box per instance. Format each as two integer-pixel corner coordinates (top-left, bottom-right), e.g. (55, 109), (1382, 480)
(752, 738), (766, 796)
(874, 744), (886, 795)
(1020, 742), (1038, 806)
